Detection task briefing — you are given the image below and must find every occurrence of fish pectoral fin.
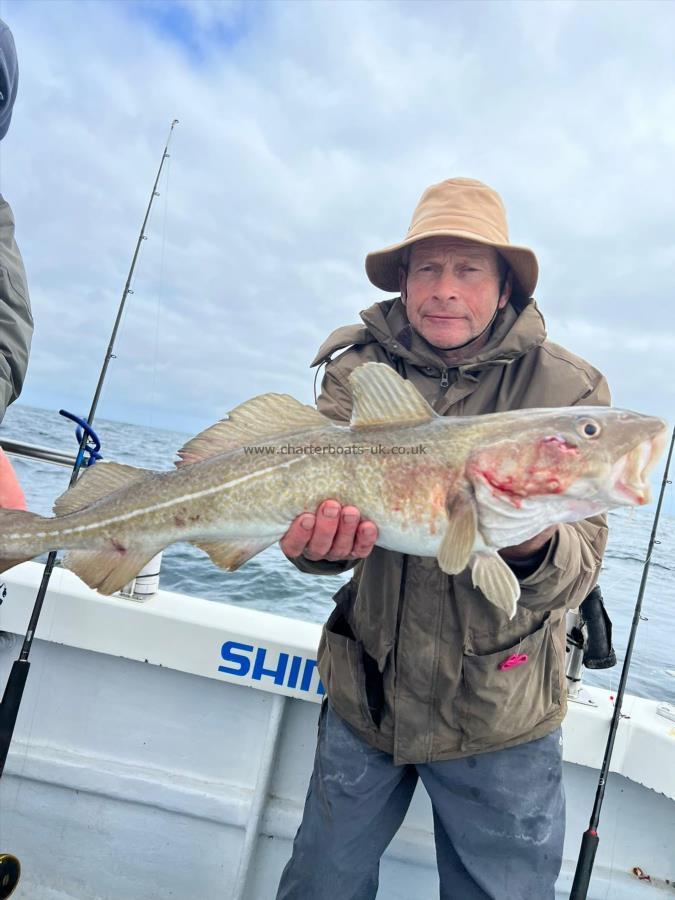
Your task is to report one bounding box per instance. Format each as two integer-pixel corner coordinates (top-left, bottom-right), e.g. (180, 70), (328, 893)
(348, 363), (436, 428)
(54, 462), (154, 516)
(469, 552), (520, 619)
(191, 537), (275, 571)
(63, 545), (163, 595)
(176, 397), (327, 467)
(437, 490), (477, 574)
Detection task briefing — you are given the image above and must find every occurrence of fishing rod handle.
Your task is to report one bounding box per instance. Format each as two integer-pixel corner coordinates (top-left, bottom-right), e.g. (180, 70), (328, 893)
(0, 660), (30, 777)
(569, 829), (599, 900)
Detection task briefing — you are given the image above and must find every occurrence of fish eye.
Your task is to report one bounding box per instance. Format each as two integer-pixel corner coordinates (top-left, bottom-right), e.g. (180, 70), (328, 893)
(577, 417), (601, 439)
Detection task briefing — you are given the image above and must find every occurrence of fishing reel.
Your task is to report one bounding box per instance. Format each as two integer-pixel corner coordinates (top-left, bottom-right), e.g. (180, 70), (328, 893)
(0, 853), (20, 898)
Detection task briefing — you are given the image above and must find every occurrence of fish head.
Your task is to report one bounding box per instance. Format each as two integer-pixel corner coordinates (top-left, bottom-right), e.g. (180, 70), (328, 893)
(464, 407), (667, 514)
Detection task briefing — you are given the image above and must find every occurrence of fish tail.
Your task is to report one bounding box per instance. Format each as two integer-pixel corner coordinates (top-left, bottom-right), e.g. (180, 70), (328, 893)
(0, 508), (49, 574)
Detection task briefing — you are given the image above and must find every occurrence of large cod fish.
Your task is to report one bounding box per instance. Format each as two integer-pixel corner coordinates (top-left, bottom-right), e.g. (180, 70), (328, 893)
(0, 364), (666, 617)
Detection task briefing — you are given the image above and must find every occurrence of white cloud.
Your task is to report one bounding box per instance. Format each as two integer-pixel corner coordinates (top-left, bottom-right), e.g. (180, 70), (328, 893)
(0, 0), (673, 436)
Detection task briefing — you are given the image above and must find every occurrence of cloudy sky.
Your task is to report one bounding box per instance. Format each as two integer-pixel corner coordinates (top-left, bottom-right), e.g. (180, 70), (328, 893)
(1, 0), (674, 438)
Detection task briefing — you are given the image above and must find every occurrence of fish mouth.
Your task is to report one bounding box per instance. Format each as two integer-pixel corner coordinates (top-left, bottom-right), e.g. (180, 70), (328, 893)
(610, 429), (667, 505)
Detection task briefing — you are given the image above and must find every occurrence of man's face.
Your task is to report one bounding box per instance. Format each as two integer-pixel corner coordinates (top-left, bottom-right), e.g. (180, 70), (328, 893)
(400, 237), (511, 351)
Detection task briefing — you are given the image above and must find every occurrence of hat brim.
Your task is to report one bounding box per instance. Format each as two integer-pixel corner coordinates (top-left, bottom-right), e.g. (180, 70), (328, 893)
(365, 229), (538, 299)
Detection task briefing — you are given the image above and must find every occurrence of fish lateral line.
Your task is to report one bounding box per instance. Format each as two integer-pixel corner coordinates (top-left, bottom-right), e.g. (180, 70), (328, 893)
(6, 455), (311, 541)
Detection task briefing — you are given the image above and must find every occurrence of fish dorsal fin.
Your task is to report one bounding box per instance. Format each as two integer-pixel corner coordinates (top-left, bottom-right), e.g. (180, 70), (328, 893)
(53, 462), (152, 516)
(176, 394), (327, 467)
(348, 363), (436, 428)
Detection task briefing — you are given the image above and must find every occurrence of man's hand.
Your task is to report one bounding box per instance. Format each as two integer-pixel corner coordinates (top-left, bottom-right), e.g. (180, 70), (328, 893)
(499, 526), (557, 562)
(280, 500), (378, 562)
(0, 447), (25, 509)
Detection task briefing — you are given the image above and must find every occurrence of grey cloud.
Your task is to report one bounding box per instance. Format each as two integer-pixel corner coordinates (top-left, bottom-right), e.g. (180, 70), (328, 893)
(1, 0), (673, 438)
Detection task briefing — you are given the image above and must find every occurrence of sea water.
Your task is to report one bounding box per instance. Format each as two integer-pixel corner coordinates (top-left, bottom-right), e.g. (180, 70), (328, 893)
(1, 402), (674, 705)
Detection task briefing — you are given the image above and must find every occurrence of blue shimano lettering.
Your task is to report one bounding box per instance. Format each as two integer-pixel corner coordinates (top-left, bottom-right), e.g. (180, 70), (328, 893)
(217, 642), (324, 695)
(252, 648), (289, 685)
(287, 654), (302, 689)
(219, 641), (254, 676)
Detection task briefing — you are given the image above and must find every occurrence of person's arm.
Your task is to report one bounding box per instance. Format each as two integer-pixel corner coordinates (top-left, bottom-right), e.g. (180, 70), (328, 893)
(0, 446), (25, 508)
(0, 196), (32, 421)
(505, 515), (607, 613)
(500, 374), (611, 612)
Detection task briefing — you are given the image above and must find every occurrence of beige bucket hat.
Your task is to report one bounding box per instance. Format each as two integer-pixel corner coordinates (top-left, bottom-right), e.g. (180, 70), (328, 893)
(365, 177), (538, 298)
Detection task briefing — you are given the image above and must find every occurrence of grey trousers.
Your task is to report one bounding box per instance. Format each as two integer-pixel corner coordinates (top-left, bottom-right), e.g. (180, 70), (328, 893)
(276, 703), (565, 900)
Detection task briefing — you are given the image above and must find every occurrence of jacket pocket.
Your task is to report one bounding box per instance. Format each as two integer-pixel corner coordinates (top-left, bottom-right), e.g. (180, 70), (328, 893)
(317, 601), (377, 733)
(459, 614), (561, 751)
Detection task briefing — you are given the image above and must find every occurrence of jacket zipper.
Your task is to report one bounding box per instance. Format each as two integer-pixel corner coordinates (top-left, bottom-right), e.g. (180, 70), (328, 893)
(393, 362), (411, 759)
(393, 553), (408, 757)
(440, 367), (448, 388)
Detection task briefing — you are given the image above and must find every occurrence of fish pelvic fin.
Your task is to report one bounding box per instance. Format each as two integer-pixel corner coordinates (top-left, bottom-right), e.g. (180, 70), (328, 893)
(63, 545), (163, 595)
(470, 551), (520, 619)
(190, 537), (276, 571)
(437, 490), (477, 574)
(54, 462), (155, 516)
(0, 509), (47, 572)
(176, 397), (327, 467)
(348, 363), (436, 428)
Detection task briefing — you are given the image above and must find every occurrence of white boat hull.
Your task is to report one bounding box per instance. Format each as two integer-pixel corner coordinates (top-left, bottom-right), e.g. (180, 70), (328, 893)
(0, 563), (673, 899)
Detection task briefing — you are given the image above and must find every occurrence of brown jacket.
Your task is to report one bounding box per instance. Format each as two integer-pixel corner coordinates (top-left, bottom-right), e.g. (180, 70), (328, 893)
(294, 295), (609, 764)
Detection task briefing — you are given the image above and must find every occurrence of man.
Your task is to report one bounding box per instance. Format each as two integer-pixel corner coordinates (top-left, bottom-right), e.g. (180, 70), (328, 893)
(277, 178), (608, 899)
(0, 17), (32, 509)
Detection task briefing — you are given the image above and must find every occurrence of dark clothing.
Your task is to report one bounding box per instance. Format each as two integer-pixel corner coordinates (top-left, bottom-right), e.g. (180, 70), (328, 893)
(277, 703), (565, 900)
(279, 294), (605, 897)
(293, 297), (609, 763)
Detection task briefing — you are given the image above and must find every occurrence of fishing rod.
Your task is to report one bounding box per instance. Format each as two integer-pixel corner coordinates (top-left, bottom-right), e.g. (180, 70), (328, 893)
(569, 423), (675, 900)
(0, 119), (179, 788)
